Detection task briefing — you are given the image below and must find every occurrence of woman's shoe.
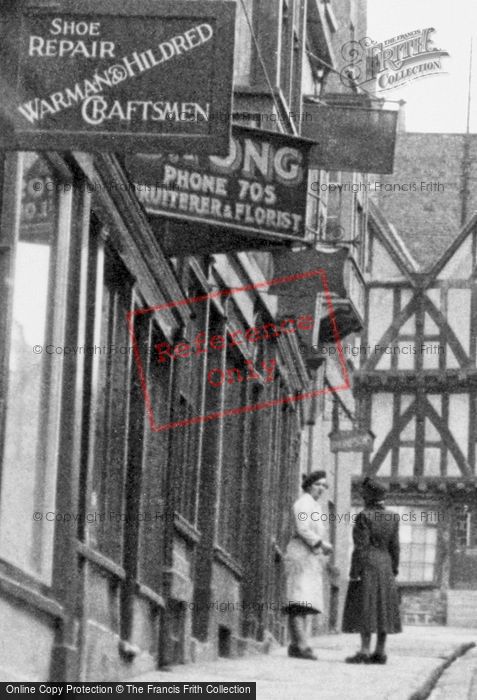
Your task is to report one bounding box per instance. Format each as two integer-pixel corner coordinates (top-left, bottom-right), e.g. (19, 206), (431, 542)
(298, 647), (318, 660)
(345, 652), (371, 664)
(368, 652), (387, 664)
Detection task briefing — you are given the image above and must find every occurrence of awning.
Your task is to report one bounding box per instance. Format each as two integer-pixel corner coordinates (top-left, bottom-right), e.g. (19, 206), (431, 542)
(269, 247), (349, 368)
(270, 247), (363, 349)
(301, 102), (398, 174)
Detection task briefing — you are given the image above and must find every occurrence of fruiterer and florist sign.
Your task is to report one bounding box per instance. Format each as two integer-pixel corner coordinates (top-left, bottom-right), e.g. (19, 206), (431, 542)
(127, 126), (314, 247)
(0, 0), (235, 153)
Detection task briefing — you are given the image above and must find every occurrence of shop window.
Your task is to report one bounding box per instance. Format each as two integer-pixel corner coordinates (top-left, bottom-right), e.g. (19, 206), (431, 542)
(216, 348), (247, 560)
(454, 505), (477, 550)
(277, 404), (298, 549)
(268, 381), (284, 538)
(137, 325), (172, 591)
(0, 153), (72, 582)
(84, 231), (134, 563)
(393, 506), (437, 583)
(173, 395), (200, 523)
(171, 282), (208, 525)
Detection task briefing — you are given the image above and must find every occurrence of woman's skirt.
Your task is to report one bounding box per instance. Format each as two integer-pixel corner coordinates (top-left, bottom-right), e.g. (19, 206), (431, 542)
(283, 538), (324, 615)
(342, 558), (402, 634)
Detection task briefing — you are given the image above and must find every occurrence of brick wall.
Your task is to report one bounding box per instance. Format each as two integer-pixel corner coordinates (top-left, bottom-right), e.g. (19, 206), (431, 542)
(370, 133), (477, 271)
(400, 587), (447, 626)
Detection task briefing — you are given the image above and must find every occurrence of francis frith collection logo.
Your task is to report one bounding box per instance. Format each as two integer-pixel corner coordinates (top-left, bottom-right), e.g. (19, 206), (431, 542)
(341, 27), (449, 92)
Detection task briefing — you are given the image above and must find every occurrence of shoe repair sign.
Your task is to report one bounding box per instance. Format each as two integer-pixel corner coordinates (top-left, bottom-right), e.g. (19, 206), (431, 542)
(0, 0), (236, 153)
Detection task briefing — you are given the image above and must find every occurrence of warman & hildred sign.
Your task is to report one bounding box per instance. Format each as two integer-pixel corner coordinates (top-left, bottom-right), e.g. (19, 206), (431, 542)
(0, 0), (236, 153)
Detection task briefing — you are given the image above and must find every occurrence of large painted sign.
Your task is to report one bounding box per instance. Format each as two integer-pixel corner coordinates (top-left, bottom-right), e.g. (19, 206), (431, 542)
(0, 0), (236, 154)
(127, 126), (315, 247)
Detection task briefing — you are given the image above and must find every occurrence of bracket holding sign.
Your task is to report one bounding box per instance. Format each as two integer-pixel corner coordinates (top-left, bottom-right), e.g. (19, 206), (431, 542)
(0, 0), (236, 154)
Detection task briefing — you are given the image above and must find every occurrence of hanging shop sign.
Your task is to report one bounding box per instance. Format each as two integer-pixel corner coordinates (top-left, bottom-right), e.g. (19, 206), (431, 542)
(271, 247), (349, 299)
(127, 125), (315, 248)
(329, 429), (375, 453)
(302, 102), (398, 174)
(0, 1), (236, 154)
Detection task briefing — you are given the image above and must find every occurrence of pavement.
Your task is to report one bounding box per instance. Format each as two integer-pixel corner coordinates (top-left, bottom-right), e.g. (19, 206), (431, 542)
(429, 644), (477, 700)
(131, 626), (477, 700)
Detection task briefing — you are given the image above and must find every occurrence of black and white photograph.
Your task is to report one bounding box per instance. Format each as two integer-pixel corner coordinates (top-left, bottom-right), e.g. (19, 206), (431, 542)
(0, 0), (477, 697)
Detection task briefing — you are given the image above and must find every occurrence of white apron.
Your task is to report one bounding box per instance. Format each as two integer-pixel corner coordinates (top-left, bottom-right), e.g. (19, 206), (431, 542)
(284, 492), (326, 613)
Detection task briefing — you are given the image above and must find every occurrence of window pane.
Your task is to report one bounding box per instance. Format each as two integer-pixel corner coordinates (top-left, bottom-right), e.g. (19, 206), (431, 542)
(399, 526), (412, 544)
(424, 564), (434, 581)
(217, 348), (247, 560)
(86, 244), (132, 562)
(137, 325), (171, 590)
(233, 0), (252, 84)
(424, 547), (436, 563)
(389, 506), (437, 583)
(0, 154), (66, 582)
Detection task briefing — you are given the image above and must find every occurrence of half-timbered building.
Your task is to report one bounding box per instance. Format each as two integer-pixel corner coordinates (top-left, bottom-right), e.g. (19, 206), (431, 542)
(354, 132), (477, 626)
(0, 0), (381, 681)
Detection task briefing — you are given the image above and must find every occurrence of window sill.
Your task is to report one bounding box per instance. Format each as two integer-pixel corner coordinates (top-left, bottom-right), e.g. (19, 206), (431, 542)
(174, 513), (201, 544)
(213, 545), (243, 579)
(136, 582), (165, 609)
(397, 581), (439, 589)
(0, 569), (64, 620)
(77, 542), (126, 580)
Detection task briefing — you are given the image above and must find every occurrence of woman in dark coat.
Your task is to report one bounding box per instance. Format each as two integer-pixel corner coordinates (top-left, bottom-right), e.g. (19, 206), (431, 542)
(342, 477), (401, 664)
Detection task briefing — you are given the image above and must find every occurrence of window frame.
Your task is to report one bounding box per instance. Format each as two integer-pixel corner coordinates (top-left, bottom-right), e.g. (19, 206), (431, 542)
(0, 151), (74, 585)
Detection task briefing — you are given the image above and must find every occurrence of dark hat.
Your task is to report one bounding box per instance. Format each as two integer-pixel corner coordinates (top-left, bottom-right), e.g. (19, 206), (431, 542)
(302, 470), (327, 491)
(361, 477), (387, 502)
